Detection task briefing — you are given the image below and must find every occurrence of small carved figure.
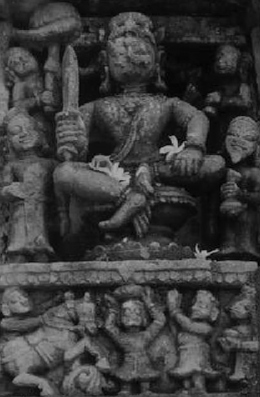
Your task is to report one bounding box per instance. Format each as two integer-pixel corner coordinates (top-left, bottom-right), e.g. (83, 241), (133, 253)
(204, 44), (253, 117)
(0, 109), (55, 263)
(76, 292), (98, 334)
(204, 44), (254, 149)
(218, 116), (260, 259)
(64, 292), (110, 371)
(167, 289), (219, 392)
(5, 47), (44, 112)
(219, 286), (258, 383)
(13, 2), (82, 113)
(0, 287), (99, 396)
(54, 12), (225, 244)
(63, 292), (111, 396)
(104, 284), (166, 395)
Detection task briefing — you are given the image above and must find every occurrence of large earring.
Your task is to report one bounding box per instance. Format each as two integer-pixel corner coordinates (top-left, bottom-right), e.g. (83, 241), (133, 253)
(99, 65), (112, 95)
(153, 48), (167, 93)
(154, 63), (167, 93)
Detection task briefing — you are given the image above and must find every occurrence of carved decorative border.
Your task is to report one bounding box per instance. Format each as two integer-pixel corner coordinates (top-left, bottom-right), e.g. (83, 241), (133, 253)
(0, 259), (256, 288)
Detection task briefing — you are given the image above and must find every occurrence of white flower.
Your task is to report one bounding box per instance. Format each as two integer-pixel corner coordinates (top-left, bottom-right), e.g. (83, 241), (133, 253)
(159, 136), (185, 162)
(109, 162), (131, 187)
(194, 243), (219, 259)
(88, 155), (130, 187)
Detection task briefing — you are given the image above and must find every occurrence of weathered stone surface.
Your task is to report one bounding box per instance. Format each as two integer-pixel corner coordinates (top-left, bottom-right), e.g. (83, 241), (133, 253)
(0, 2), (259, 396)
(0, 260), (256, 288)
(74, 16), (246, 54)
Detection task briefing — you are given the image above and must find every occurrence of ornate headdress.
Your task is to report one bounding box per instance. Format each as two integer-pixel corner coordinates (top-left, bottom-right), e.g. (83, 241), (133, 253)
(108, 12), (156, 46)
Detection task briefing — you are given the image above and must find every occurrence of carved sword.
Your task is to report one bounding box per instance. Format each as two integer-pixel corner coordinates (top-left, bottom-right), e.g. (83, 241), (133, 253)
(62, 44), (79, 112)
(56, 45), (80, 162)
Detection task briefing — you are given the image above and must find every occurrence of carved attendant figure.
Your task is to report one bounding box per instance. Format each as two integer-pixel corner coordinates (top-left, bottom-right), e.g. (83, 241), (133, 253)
(204, 45), (253, 117)
(105, 285), (166, 395)
(5, 47), (44, 112)
(0, 109), (55, 262)
(219, 286), (258, 383)
(13, 2), (82, 114)
(201, 45), (254, 246)
(168, 289), (219, 392)
(54, 12), (225, 240)
(218, 116), (260, 259)
(204, 44), (254, 150)
(64, 291), (110, 371)
(63, 292), (111, 396)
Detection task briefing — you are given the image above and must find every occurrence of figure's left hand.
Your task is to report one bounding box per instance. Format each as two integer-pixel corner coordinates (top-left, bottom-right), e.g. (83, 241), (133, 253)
(171, 147), (203, 177)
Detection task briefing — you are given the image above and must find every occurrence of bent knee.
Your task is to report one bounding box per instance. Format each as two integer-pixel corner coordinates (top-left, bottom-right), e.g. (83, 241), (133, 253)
(53, 162), (76, 192)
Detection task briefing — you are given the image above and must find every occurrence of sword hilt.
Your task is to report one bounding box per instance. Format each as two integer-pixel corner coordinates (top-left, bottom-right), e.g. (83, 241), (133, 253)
(56, 110), (82, 162)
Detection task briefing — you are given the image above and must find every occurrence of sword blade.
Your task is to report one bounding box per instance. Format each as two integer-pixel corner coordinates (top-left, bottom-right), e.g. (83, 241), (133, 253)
(62, 45), (79, 112)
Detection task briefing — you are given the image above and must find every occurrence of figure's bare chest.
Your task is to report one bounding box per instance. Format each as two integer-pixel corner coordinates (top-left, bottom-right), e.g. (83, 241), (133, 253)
(97, 95), (165, 140)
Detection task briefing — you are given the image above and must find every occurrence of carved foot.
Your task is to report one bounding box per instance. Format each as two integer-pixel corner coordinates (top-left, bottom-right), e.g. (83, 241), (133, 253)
(99, 190), (147, 231)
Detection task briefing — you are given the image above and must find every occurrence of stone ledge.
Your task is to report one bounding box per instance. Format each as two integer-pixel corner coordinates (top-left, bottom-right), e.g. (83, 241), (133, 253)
(0, 259), (257, 289)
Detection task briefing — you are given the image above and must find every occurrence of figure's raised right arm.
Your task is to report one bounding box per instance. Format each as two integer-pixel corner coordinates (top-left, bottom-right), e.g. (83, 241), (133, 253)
(55, 102), (94, 162)
(104, 294), (125, 348)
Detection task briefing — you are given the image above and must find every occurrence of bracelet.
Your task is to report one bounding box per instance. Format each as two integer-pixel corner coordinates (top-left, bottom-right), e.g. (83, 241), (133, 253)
(185, 141), (206, 154)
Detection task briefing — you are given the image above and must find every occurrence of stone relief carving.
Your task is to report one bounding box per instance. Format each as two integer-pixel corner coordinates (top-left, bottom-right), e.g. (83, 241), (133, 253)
(104, 285), (166, 395)
(4, 47), (44, 112)
(0, 1), (259, 396)
(0, 109), (56, 263)
(13, 2), (82, 114)
(54, 12), (225, 259)
(0, 6), (259, 261)
(167, 289), (220, 393)
(219, 285), (258, 384)
(0, 283), (257, 396)
(218, 116), (260, 260)
(0, 287), (108, 396)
